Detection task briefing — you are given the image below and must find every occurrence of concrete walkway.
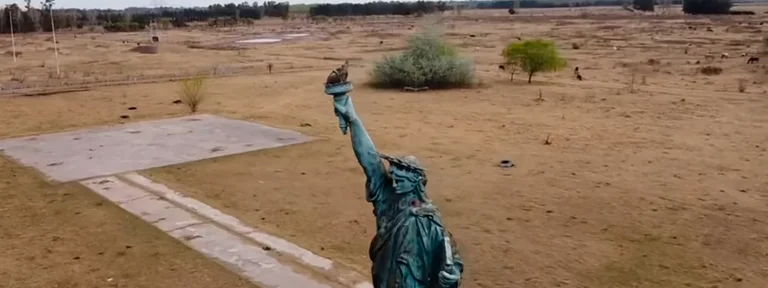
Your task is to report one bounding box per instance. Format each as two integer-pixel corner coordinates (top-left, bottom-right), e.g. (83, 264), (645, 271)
(82, 173), (372, 288)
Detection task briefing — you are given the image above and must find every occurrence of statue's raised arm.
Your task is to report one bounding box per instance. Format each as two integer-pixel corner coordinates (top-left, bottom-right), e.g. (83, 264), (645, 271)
(324, 64), (388, 201)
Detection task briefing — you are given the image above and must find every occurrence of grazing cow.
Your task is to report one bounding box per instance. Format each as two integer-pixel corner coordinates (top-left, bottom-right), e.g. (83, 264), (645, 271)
(747, 57), (760, 64)
(720, 52), (730, 59)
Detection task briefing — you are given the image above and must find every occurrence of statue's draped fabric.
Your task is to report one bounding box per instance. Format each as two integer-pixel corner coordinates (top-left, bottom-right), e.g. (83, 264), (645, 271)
(366, 170), (464, 288)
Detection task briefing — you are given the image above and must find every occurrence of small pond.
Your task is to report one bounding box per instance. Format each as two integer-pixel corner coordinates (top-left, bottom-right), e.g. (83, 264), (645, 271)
(235, 33), (310, 44)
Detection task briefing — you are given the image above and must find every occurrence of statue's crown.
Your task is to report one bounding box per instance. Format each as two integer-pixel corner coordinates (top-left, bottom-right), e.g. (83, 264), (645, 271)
(379, 153), (426, 174)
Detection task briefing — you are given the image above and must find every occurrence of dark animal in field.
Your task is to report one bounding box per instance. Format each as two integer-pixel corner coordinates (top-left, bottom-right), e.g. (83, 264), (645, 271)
(747, 57), (759, 64)
(498, 64), (505, 71)
(574, 66), (582, 81)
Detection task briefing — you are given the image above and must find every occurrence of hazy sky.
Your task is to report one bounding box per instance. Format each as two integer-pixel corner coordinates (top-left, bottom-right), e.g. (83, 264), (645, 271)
(0, 0), (381, 9)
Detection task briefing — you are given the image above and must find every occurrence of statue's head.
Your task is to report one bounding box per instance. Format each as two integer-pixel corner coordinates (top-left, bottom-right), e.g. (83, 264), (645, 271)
(380, 154), (429, 205)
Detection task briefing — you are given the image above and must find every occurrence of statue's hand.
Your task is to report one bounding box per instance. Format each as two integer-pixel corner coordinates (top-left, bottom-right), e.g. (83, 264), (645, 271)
(438, 264), (461, 287)
(333, 95), (352, 135)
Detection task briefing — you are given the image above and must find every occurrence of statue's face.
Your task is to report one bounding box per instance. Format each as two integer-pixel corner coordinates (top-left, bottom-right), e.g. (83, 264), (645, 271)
(390, 166), (416, 194)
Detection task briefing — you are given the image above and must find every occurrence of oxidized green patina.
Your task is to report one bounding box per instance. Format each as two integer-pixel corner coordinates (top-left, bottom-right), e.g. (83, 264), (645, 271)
(325, 79), (464, 288)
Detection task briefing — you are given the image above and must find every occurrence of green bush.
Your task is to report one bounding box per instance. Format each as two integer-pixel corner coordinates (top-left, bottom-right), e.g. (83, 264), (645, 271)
(370, 29), (474, 89)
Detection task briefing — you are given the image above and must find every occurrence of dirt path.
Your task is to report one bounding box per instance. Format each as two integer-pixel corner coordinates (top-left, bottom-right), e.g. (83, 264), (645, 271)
(0, 156), (257, 288)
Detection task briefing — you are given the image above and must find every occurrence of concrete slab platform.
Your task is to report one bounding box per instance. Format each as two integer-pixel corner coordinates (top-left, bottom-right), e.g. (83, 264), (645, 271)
(0, 114), (311, 182)
(82, 176), (337, 288)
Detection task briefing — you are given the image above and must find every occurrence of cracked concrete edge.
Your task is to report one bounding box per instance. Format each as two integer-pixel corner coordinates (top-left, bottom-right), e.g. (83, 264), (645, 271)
(117, 172), (374, 288)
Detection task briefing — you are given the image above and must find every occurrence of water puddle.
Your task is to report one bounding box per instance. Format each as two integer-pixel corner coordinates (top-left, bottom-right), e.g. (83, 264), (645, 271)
(235, 33), (310, 44)
(236, 38), (282, 44)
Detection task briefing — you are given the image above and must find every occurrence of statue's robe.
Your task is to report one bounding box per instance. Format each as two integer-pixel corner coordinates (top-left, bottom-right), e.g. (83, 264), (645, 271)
(366, 170), (464, 288)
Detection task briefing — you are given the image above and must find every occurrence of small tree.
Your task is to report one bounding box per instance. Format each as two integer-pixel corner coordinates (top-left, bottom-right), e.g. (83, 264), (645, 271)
(503, 39), (567, 83)
(178, 76), (207, 113)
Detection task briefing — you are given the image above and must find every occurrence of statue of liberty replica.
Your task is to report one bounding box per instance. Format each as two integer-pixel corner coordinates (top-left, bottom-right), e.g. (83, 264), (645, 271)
(324, 63), (464, 288)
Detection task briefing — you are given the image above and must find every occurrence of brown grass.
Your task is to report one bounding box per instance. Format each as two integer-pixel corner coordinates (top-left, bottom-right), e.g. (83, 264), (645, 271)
(0, 156), (255, 288)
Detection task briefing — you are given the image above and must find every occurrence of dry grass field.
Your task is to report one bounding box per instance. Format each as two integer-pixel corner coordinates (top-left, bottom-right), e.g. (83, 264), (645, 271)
(2, 5), (768, 288)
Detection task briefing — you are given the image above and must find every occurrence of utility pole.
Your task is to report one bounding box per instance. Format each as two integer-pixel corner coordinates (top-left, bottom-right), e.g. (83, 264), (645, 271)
(8, 6), (17, 63)
(49, 3), (60, 76)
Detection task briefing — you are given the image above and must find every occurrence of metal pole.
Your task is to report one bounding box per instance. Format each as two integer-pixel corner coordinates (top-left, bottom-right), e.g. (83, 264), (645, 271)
(49, 5), (60, 76)
(8, 7), (16, 63)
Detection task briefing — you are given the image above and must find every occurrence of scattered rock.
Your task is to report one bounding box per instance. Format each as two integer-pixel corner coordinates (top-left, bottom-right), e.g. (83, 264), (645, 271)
(120, 115), (130, 119)
(499, 160), (514, 168)
(210, 146), (225, 153)
(181, 234), (202, 241)
(300, 122), (312, 127)
(127, 106), (137, 110)
(46, 162), (63, 167)
(262, 245), (272, 251)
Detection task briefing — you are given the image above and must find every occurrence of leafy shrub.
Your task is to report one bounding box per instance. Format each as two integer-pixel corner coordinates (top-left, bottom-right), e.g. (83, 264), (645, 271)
(503, 39), (567, 83)
(370, 29), (474, 89)
(178, 77), (207, 113)
(700, 65), (723, 75)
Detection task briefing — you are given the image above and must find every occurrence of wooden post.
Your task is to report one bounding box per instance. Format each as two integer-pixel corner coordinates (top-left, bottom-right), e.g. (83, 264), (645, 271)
(49, 5), (60, 76)
(8, 7), (16, 63)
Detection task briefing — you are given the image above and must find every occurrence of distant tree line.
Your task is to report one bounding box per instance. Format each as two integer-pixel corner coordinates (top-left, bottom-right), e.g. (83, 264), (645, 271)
(309, 1), (449, 17)
(0, 1), (290, 34)
(308, 0), (700, 17)
(0, 0), (737, 34)
(475, 0), (622, 9)
(682, 0), (732, 14)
